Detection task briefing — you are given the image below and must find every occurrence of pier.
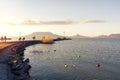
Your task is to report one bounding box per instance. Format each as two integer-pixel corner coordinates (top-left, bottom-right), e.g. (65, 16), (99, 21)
(0, 40), (40, 80)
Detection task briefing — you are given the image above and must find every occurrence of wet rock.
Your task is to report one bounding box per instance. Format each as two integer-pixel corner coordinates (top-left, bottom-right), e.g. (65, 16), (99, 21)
(9, 46), (31, 80)
(24, 58), (30, 63)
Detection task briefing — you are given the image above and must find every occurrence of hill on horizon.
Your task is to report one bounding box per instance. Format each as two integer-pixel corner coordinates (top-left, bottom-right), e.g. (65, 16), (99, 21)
(10, 33), (120, 41)
(23, 32), (63, 40)
(70, 34), (88, 38)
(98, 34), (120, 38)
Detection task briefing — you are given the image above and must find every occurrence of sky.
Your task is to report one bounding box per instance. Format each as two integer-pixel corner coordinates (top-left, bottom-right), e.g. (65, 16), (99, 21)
(0, 0), (120, 37)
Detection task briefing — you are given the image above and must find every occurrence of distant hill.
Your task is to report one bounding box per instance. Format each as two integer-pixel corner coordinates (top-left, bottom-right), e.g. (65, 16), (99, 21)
(71, 34), (88, 38)
(23, 32), (63, 40)
(109, 34), (120, 38)
(10, 33), (120, 41)
(71, 33), (120, 38)
(98, 34), (120, 38)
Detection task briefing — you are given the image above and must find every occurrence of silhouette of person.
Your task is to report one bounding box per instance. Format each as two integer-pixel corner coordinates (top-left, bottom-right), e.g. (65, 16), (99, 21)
(19, 37), (21, 41)
(1, 36), (3, 42)
(4, 36), (7, 42)
(23, 37), (25, 41)
(32, 36), (36, 40)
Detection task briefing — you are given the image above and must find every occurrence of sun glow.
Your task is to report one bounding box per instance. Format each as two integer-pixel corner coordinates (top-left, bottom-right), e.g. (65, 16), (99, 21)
(0, 24), (21, 37)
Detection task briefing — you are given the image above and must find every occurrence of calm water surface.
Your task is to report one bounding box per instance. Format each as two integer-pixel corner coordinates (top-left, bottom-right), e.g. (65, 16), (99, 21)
(24, 38), (120, 80)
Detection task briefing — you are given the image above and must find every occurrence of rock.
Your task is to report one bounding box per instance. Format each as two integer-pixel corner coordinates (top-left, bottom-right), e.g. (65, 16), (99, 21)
(7, 41), (39, 80)
(24, 58), (30, 63)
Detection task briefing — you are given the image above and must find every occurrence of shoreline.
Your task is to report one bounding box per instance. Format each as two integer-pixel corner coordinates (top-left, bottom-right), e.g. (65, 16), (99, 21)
(0, 40), (40, 80)
(0, 39), (71, 80)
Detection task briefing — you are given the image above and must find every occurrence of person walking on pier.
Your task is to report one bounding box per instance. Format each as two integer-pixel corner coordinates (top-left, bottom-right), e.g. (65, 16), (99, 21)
(1, 36), (3, 42)
(4, 36), (7, 42)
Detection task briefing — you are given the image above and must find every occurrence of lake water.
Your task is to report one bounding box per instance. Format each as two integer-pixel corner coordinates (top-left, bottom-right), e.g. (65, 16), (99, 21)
(24, 38), (120, 80)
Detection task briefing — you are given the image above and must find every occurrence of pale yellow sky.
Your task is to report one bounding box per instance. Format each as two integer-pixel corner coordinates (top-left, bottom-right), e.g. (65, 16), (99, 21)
(0, 21), (119, 37)
(0, 0), (120, 37)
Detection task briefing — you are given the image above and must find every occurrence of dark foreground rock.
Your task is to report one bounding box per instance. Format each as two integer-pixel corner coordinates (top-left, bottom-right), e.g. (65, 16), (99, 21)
(7, 40), (40, 80)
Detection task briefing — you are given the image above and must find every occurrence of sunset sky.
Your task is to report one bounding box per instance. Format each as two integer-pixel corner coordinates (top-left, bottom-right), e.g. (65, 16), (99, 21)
(0, 0), (120, 37)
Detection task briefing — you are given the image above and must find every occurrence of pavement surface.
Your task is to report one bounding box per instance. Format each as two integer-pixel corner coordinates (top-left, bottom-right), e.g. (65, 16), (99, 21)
(0, 42), (22, 80)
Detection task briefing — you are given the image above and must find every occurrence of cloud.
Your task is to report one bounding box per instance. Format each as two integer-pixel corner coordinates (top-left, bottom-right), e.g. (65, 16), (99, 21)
(20, 20), (75, 25)
(1, 19), (107, 26)
(84, 20), (107, 23)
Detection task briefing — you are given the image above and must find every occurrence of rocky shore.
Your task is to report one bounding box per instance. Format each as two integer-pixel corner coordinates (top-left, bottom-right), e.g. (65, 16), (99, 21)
(0, 39), (71, 80)
(0, 40), (40, 80)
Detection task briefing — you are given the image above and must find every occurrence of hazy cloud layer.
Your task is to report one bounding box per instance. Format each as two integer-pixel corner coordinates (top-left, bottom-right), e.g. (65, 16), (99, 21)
(1, 19), (107, 26)
(84, 20), (107, 23)
(20, 20), (75, 25)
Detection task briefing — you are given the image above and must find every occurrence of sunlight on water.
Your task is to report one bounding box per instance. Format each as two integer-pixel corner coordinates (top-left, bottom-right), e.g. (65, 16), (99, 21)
(24, 38), (120, 80)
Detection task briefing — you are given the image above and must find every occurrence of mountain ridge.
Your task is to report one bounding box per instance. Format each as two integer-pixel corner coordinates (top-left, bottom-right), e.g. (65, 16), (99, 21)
(10, 32), (120, 41)
(97, 34), (120, 38)
(70, 34), (88, 38)
(24, 32), (63, 40)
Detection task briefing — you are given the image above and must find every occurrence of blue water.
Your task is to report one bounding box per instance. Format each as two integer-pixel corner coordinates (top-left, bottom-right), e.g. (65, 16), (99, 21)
(24, 38), (120, 80)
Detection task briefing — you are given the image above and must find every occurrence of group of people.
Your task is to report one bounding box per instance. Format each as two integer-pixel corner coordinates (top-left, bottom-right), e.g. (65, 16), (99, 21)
(18, 37), (26, 41)
(0, 36), (7, 42)
(1, 36), (36, 42)
(18, 36), (36, 41)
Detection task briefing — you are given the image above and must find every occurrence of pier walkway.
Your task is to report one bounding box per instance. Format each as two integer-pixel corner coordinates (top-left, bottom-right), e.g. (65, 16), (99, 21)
(0, 41), (40, 80)
(0, 42), (22, 80)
